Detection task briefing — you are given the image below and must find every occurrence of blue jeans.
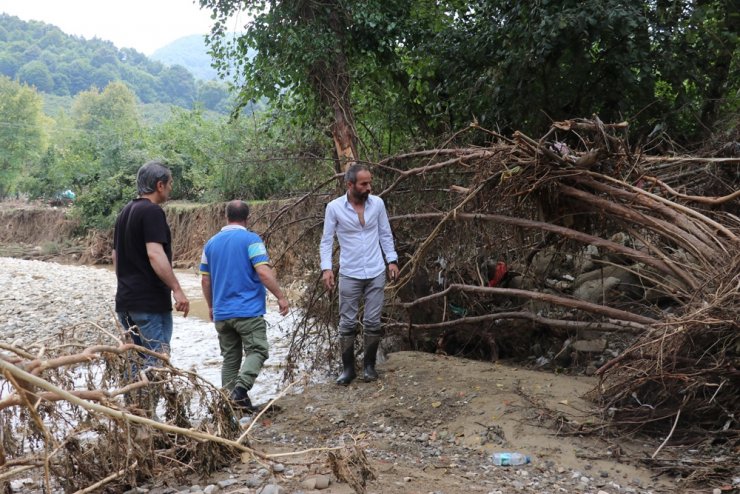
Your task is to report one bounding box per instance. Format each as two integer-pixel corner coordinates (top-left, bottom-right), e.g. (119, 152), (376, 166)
(117, 311), (173, 371)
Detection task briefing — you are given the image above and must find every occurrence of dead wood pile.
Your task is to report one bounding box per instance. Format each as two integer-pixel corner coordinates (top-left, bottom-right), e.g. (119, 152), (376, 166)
(269, 118), (738, 468)
(0, 325), (269, 493)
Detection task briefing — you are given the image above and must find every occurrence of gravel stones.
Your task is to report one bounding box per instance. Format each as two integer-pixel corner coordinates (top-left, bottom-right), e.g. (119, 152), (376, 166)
(0, 257), (117, 348)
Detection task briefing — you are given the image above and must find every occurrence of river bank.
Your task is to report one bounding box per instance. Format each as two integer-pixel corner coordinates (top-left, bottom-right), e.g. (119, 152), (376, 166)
(0, 257), (707, 494)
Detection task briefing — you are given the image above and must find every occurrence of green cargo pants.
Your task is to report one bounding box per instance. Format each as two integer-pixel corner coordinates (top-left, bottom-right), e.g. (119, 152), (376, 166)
(215, 316), (269, 392)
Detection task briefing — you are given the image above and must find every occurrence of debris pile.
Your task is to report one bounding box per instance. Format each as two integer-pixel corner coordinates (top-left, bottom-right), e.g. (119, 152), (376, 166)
(277, 118), (739, 473)
(0, 329), (255, 493)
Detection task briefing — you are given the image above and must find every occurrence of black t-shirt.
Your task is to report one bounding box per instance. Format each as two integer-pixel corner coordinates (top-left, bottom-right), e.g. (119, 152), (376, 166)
(113, 198), (173, 312)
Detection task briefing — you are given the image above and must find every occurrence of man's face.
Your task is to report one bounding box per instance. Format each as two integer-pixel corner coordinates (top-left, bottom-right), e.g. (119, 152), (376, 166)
(157, 176), (173, 202)
(349, 170), (372, 202)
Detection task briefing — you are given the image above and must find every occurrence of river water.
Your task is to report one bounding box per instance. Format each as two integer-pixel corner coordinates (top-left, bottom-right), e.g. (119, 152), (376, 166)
(123, 266), (302, 404)
(0, 258), (307, 405)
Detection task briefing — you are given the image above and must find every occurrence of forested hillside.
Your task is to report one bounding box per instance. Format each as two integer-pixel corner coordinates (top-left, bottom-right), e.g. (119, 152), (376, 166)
(0, 14), (230, 112)
(150, 34), (218, 81)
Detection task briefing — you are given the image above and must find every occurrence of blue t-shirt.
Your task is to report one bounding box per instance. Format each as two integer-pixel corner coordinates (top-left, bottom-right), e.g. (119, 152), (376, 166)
(200, 225), (270, 321)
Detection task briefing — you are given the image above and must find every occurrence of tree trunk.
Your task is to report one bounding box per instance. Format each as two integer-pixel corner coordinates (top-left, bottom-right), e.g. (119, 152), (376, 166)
(303, 1), (359, 173)
(698, 0), (738, 134)
(330, 94), (359, 170)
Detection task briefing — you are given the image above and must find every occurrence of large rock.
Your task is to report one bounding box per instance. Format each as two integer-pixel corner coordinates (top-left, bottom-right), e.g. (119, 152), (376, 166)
(572, 339), (607, 353)
(573, 264), (644, 302)
(530, 248), (573, 278)
(572, 276), (622, 304)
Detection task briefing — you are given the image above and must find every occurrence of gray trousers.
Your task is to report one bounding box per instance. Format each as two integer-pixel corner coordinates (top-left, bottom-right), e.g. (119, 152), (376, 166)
(338, 273), (385, 337)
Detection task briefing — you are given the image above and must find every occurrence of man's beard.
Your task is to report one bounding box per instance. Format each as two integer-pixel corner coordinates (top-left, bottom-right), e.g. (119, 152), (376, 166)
(352, 190), (370, 202)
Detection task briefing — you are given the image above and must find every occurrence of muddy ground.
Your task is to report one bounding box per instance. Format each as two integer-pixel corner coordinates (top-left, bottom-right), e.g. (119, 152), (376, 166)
(183, 352), (684, 494)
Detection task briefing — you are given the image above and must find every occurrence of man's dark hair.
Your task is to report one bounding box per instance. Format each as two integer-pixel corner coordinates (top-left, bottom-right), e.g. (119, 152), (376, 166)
(137, 160), (171, 195)
(344, 163), (370, 185)
(226, 200), (250, 222)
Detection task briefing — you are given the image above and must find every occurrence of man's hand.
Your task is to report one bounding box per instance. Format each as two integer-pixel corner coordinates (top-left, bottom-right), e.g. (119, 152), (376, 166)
(277, 297), (290, 316)
(322, 269), (335, 292)
(173, 288), (190, 317)
(388, 263), (400, 282)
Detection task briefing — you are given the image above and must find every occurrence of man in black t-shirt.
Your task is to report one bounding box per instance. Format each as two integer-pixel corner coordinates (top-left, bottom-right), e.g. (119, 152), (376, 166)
(113, 160), (190, 372)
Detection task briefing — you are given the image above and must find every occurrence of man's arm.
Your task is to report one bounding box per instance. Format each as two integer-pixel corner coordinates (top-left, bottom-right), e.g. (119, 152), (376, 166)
(319, 204), (337, 291)
(319, 204), (337, 271)
(200, 273), (213, 321)
(377, 201), (400, 281)
(377, 201), (398, 263)
(255, 264), (290, 316)
(146, 241), (190, 317)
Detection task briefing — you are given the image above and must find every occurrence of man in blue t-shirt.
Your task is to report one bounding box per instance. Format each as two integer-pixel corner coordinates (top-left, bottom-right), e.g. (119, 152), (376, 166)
(200, 200), (289, 413)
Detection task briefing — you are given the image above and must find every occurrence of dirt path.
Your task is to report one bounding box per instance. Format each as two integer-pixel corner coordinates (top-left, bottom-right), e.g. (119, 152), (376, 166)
(190, 352), (679, 494)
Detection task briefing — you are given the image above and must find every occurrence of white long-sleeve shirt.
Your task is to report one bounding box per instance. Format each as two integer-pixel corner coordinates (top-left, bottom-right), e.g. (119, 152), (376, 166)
(320, 193), (398, 279)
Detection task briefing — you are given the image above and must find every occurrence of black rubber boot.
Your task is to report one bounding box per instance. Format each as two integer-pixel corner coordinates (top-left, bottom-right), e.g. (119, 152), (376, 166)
(363, 335), (382, 382)
(229, 385), (257, 413)
(336, 336), (356, 385)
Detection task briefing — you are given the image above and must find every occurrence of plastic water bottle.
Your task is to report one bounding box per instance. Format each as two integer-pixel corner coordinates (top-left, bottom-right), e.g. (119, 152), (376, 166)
(491, 452), (531, 466)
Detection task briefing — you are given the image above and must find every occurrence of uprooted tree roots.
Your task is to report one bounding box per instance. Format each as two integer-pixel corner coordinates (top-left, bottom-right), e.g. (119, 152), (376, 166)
(269, 117), (738, 479)
(0, 326), (259, 493)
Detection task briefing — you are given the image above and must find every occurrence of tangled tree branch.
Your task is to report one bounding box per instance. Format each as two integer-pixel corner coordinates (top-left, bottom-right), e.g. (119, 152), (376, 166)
(265, 117), (737, 483)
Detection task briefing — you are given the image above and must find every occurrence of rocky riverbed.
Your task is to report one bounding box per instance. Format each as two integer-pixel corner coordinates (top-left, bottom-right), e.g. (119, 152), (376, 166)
(0, 257), (118, 348)
(1, 257), (725, 494)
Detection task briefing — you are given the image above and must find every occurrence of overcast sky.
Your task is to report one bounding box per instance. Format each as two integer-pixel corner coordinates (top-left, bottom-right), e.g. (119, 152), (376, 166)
(0, 0), (234, 55)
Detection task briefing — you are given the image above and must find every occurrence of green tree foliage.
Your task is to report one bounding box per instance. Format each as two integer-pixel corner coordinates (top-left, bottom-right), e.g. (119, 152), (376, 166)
(648, 0), (739, 140)
(202, 0), (738, 147)
(72, 170), (137, 230)
(25, 82), (148, 229)
(0, 76), (46, 197)
(16, 60), (54, 92)
(202, 0), (427, 162)
(158, 65), (197, 108)
(69, 82), (146, 182)
(408, 1), (658, 133)
(149, 108), (222, 200)
(419, 0), (739, 140)
(197, 80), (234, 113)
(0, 14), (232, 113)
(0, 52), (20, 77)
(209, 110), (330, 201)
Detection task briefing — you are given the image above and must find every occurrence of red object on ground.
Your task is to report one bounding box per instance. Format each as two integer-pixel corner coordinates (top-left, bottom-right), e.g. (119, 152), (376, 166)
(488, 261), (508, 287)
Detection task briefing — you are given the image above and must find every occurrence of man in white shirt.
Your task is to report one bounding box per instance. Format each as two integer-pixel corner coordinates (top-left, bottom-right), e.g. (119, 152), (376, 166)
(320, 164), (400, 385)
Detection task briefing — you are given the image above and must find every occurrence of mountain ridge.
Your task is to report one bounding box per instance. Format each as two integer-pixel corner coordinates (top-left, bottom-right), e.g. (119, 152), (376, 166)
(150, 34), (218, 81)
(0, 14), (230, 112)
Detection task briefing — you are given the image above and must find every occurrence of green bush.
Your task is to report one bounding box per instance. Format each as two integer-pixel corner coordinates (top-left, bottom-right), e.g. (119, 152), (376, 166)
(71, 171), (136, 232)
